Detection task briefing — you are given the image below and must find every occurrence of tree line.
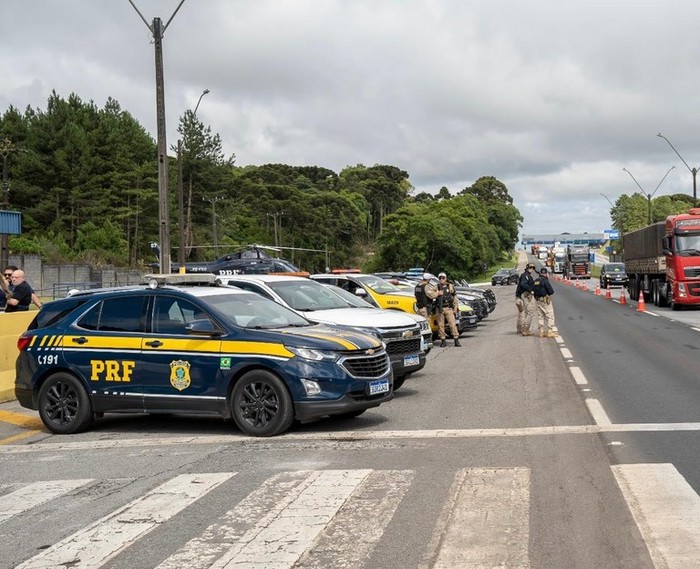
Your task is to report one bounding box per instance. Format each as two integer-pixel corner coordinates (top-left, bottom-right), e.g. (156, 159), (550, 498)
(1, 91), (522, 279)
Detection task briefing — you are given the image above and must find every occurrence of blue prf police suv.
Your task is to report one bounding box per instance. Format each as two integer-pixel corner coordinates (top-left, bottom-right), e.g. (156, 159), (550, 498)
(14, 274), (393, 437)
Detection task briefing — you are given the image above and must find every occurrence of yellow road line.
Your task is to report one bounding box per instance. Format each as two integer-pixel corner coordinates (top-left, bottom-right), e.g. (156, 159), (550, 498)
(0, 409), (45, 430)
(0, 430), (42, 445)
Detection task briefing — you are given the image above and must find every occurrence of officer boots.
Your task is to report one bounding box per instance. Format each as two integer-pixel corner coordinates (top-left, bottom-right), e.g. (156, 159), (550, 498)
(440, 339), (447, 347)
(454, 339), (461, 347)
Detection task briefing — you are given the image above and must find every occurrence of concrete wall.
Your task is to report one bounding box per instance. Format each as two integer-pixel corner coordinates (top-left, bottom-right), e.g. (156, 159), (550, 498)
(0, 311), (36, 402)
(8, 254), (144, 300)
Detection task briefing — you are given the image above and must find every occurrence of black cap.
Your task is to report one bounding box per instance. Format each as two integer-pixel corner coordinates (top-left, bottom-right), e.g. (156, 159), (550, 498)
(526, 263), (535, 269)
(539, 267), (548, 274)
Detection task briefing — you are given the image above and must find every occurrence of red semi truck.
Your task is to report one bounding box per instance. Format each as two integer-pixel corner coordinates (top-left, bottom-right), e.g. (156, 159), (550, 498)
(622, 208), (700, 309)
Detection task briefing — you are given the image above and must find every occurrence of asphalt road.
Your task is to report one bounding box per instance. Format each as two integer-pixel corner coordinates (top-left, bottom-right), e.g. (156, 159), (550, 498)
(0, 281), (698, 569)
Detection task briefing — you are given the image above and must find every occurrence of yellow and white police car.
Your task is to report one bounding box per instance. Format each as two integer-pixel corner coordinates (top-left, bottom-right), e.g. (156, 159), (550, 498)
(14, 275), (393, 436)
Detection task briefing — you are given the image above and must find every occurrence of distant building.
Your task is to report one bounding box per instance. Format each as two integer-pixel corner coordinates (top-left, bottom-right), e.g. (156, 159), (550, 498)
(521, 233), (607, 247)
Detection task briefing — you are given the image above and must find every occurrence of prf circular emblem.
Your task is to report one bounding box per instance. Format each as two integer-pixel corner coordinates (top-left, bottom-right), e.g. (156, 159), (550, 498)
(169, 360), (191, 391)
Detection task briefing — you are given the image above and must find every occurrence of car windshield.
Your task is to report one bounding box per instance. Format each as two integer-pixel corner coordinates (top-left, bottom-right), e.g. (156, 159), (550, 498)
(322, 284), (375, 308)
(267, 280), (349, 311)
(605, 263), (625, 272)
(355, 275), (402, 294)
(204, 292), (311, 329)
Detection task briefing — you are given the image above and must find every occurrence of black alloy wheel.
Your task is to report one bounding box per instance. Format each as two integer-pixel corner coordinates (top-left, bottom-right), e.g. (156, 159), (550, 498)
(231, 370), (294, 437)
(38, 373), (94, 434)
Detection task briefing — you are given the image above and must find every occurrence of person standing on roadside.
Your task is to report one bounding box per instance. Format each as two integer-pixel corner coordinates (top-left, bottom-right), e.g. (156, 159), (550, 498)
(533, 267), (557, 337)
(414, 273), (435, 320)
(4, 269), (33, 312)
(515, 263), (536, 336)
(0, 267), (13, 310)
(1, 265), (42, 310)
(435, 272), (461, 347)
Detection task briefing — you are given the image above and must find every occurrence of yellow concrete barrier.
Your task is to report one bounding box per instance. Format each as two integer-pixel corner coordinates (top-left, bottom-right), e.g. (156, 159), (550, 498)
(0, 311), (36, 402)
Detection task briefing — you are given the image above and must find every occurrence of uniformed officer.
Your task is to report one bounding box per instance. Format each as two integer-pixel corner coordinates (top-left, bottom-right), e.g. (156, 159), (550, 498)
(533, 267), (557, 337)
(435, 272), (461, 347)
(515, 263), (536, 336)
(414, 273), (435, 320)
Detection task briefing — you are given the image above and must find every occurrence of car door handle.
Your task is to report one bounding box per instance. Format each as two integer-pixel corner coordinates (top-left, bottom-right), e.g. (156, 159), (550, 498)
(71, 337), (88, 345)
(145, 340), (163, 348)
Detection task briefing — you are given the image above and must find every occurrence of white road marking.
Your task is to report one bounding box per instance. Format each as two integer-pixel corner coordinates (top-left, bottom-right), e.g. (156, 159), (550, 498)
(3, 423), (700, 453)
(429, 468), (530, 569)
(16, 473), (234, 569)
(210, 470), (371, 569)
(0, 479), (93, 523)
(560, 347), (573, 359)
(158, 470), (412, 569)
(585, 398), (612, 425)
(569, 365), (588, 385)
(612, 463), (700, 569)
(691, 327), (700, 333)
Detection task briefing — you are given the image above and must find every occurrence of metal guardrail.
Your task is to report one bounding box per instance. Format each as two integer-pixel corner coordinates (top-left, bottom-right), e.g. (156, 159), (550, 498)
(51, 282), (102, 300)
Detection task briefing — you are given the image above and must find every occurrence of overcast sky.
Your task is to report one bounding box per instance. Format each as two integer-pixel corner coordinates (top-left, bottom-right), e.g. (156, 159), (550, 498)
(2, 0), (700, 238)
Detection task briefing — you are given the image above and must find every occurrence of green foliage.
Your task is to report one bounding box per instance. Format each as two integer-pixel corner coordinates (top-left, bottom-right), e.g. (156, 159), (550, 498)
(2, 92), (523, 275)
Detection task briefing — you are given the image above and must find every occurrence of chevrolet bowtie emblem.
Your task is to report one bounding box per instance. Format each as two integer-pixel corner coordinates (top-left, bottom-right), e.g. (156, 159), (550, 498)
(366, 348), (376, 355)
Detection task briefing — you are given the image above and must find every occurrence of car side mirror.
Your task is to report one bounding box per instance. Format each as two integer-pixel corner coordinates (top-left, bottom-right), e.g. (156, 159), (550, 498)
(354, 288), (367, 297)
(662, 235), (672, 255)
(186, 319), (221, 336)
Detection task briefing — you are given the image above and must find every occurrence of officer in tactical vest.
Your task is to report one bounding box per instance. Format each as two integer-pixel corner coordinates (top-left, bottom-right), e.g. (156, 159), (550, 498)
(533, 267), (557, 337)
(414, 273), (436, 320)
(435, 272), (461, 347)
(515, 263), (536, 336)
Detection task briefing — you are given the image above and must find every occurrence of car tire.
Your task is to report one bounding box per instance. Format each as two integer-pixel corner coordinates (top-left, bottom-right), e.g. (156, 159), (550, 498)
(393, 377), (406, 390)
(230, 370), (295, 437)
(38, 373), (94, 434)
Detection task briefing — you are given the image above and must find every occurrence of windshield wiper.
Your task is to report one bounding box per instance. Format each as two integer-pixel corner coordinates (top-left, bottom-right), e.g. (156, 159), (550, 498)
(678, 248), (700, 256)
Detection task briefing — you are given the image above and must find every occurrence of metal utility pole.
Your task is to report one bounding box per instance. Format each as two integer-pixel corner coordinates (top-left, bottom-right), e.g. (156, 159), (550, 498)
(657, 133), (698, 206)
(267, 211), (285, 247)
(203, 195), (224, 253)
(128, 0), (186, 273)
(622, 166), (675, 224)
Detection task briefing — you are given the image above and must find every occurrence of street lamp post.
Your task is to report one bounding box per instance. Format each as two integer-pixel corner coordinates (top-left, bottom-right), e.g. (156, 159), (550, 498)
(193, 89), (210, 115)
(177, 89), (209, 268)
(622, 166), (675, 224)
(601, 192), (622, 250)
(657, 133), (698, 206)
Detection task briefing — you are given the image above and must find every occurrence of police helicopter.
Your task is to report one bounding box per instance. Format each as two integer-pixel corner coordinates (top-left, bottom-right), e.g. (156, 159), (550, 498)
(149, 242), (311, 276)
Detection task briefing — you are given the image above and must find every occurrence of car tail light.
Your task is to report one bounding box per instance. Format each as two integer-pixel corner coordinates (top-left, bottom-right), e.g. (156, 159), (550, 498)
(17, 335), (33, 351)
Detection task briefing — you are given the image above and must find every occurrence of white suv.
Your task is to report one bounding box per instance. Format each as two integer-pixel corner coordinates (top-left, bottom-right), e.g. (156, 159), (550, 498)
(217, 274), (429, 389)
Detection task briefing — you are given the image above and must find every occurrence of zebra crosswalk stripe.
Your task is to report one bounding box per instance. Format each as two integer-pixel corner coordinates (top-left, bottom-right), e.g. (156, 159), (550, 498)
(0, 479), (94, 523)
(15, 473), (235, 569)
(427, 467), (530, 569)
(612, 463), (700, 569)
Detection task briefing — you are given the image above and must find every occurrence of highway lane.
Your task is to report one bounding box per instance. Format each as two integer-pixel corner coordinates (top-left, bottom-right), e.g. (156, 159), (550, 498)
(552, 277), (700, 496)
(0, 280), (698, 568)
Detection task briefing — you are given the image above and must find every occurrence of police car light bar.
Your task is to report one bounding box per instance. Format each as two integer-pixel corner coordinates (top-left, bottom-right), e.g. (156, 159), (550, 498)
(142, 273), (218, 288)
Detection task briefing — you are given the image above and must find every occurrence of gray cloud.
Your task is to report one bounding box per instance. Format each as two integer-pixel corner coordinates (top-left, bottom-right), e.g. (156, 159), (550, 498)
(2, 0), (699, 237)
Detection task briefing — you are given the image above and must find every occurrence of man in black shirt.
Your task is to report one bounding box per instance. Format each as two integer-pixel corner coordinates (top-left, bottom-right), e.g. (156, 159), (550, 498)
(4, 270), (33, 312)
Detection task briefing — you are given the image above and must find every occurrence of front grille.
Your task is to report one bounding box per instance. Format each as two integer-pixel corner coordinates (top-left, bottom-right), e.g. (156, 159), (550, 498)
(341, 352), (390, 379)
(684, 266), (700, 278)
(385, 337), (421, 356)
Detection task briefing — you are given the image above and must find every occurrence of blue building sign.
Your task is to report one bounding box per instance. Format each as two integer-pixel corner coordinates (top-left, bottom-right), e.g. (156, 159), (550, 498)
(0, 210), (22, 235)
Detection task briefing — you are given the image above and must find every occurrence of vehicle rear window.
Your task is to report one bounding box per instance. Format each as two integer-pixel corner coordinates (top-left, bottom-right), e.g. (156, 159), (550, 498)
(27, 299), (90, 330)
(78, 296), (146, 333)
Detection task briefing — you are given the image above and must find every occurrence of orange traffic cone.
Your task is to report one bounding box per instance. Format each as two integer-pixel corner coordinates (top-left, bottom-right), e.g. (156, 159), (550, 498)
(605, 287), (612, 299)
(619, 288), (627, 305)
(594, 283), (601, 295)
(637, 290), (646, 312)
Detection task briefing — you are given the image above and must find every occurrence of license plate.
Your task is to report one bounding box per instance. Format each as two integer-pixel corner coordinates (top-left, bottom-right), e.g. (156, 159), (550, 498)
(368, 379), (390, 395)
(404, 354), (420, 367)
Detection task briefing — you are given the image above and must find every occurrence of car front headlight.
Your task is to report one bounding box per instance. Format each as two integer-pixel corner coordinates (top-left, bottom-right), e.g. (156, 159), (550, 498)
(287, 346), (340, 362)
